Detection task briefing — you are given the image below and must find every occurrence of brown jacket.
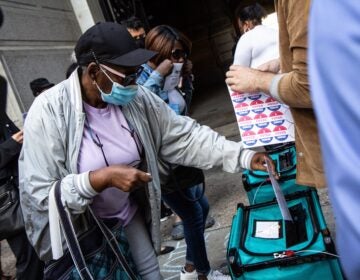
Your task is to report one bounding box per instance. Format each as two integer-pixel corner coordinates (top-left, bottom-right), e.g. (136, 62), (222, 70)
(275, 0), (325, 188)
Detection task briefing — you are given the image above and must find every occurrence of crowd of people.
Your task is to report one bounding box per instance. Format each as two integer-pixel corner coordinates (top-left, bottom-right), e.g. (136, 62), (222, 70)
(1, 1), (360, 279)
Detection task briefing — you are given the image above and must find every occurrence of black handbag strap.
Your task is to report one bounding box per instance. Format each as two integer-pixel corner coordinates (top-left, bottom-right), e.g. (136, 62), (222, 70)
(54, 181), (137, 280)
(54, 181), (93, 280)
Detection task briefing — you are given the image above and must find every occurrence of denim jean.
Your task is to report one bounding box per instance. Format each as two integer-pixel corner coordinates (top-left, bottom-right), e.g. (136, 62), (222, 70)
(162, 184), (210, 275)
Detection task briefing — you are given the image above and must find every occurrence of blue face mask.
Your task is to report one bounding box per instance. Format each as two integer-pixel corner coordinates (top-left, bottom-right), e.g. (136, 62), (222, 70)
(96, 68), (138, 106)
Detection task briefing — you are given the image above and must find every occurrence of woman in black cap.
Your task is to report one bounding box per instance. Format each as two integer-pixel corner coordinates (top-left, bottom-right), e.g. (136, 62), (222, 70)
(19, 22), (274, 280)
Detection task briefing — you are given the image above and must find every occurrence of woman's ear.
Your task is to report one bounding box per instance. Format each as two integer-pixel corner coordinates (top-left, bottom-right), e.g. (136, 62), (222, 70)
(87, 62), (100, 80)
(245, 20), (254, 32)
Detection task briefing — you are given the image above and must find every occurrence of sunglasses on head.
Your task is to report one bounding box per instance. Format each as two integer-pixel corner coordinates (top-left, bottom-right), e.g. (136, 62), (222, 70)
(100, 64), (142, 86)
(171, 49), (188, 60)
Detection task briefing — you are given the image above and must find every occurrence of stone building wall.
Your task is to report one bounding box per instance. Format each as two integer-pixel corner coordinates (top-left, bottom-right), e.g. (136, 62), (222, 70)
(0, 0), (81, 126)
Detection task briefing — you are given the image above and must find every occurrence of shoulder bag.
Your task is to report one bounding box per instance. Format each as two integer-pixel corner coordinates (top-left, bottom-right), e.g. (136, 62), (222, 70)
(44, 181), (140, 280)
(0, 176), (25, 240)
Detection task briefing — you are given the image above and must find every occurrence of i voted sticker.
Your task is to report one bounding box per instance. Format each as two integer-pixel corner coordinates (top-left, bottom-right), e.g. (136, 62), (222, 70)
(269, 111), (285, 125)
(273, 125), (288, 141)
(238, 116), (253, 130)
(254, 113), (269, 128)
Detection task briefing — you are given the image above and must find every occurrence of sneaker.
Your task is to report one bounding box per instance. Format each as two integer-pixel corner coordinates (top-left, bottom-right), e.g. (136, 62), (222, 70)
(206, 270), (231, 280)
(180, 267), (198, 280)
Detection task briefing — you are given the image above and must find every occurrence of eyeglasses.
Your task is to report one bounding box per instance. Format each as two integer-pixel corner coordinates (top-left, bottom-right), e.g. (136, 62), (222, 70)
(86, 117), (144, 168)
(100, 64), (141, 86)
(171, 49), (188, 60)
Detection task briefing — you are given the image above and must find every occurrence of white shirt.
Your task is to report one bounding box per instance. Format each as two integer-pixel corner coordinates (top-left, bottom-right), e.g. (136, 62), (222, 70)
(233, 25), (279, 68)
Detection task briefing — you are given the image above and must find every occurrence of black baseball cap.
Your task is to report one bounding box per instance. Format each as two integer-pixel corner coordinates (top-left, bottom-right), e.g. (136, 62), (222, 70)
(75, 22), (156, 67)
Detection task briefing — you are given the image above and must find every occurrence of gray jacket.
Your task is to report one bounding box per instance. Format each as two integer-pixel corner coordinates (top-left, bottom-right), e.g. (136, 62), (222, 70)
(19, 70), (254, 261)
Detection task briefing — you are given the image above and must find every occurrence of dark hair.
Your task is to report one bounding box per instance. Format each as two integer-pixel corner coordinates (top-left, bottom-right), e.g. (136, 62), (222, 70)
(121, 16), (145, 31)
(145, 25), (192, 66)
(235, 3), (267, 25)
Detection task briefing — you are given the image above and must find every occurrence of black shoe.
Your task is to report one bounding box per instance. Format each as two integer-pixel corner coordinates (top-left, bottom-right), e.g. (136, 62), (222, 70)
(160, 246), (175, 255)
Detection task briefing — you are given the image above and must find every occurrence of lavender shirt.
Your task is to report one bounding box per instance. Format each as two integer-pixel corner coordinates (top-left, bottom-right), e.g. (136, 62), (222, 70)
(77, 102), (140, 226)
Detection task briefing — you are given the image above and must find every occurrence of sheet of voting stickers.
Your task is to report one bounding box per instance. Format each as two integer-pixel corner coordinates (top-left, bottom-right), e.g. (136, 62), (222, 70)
(229, 91), (295, 148)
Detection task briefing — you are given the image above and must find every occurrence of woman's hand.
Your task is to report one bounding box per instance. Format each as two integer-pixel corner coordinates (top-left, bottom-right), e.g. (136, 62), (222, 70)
(12, 130), (23, 144)
(182, 59), (193, 76)
(250, 152), (279, 179)
(156, 59), (173, 76)
(89, 165), (152, 193)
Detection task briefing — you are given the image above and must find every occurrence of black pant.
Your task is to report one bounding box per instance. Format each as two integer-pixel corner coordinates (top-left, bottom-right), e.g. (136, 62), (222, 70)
(7, 231), (44, 280)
